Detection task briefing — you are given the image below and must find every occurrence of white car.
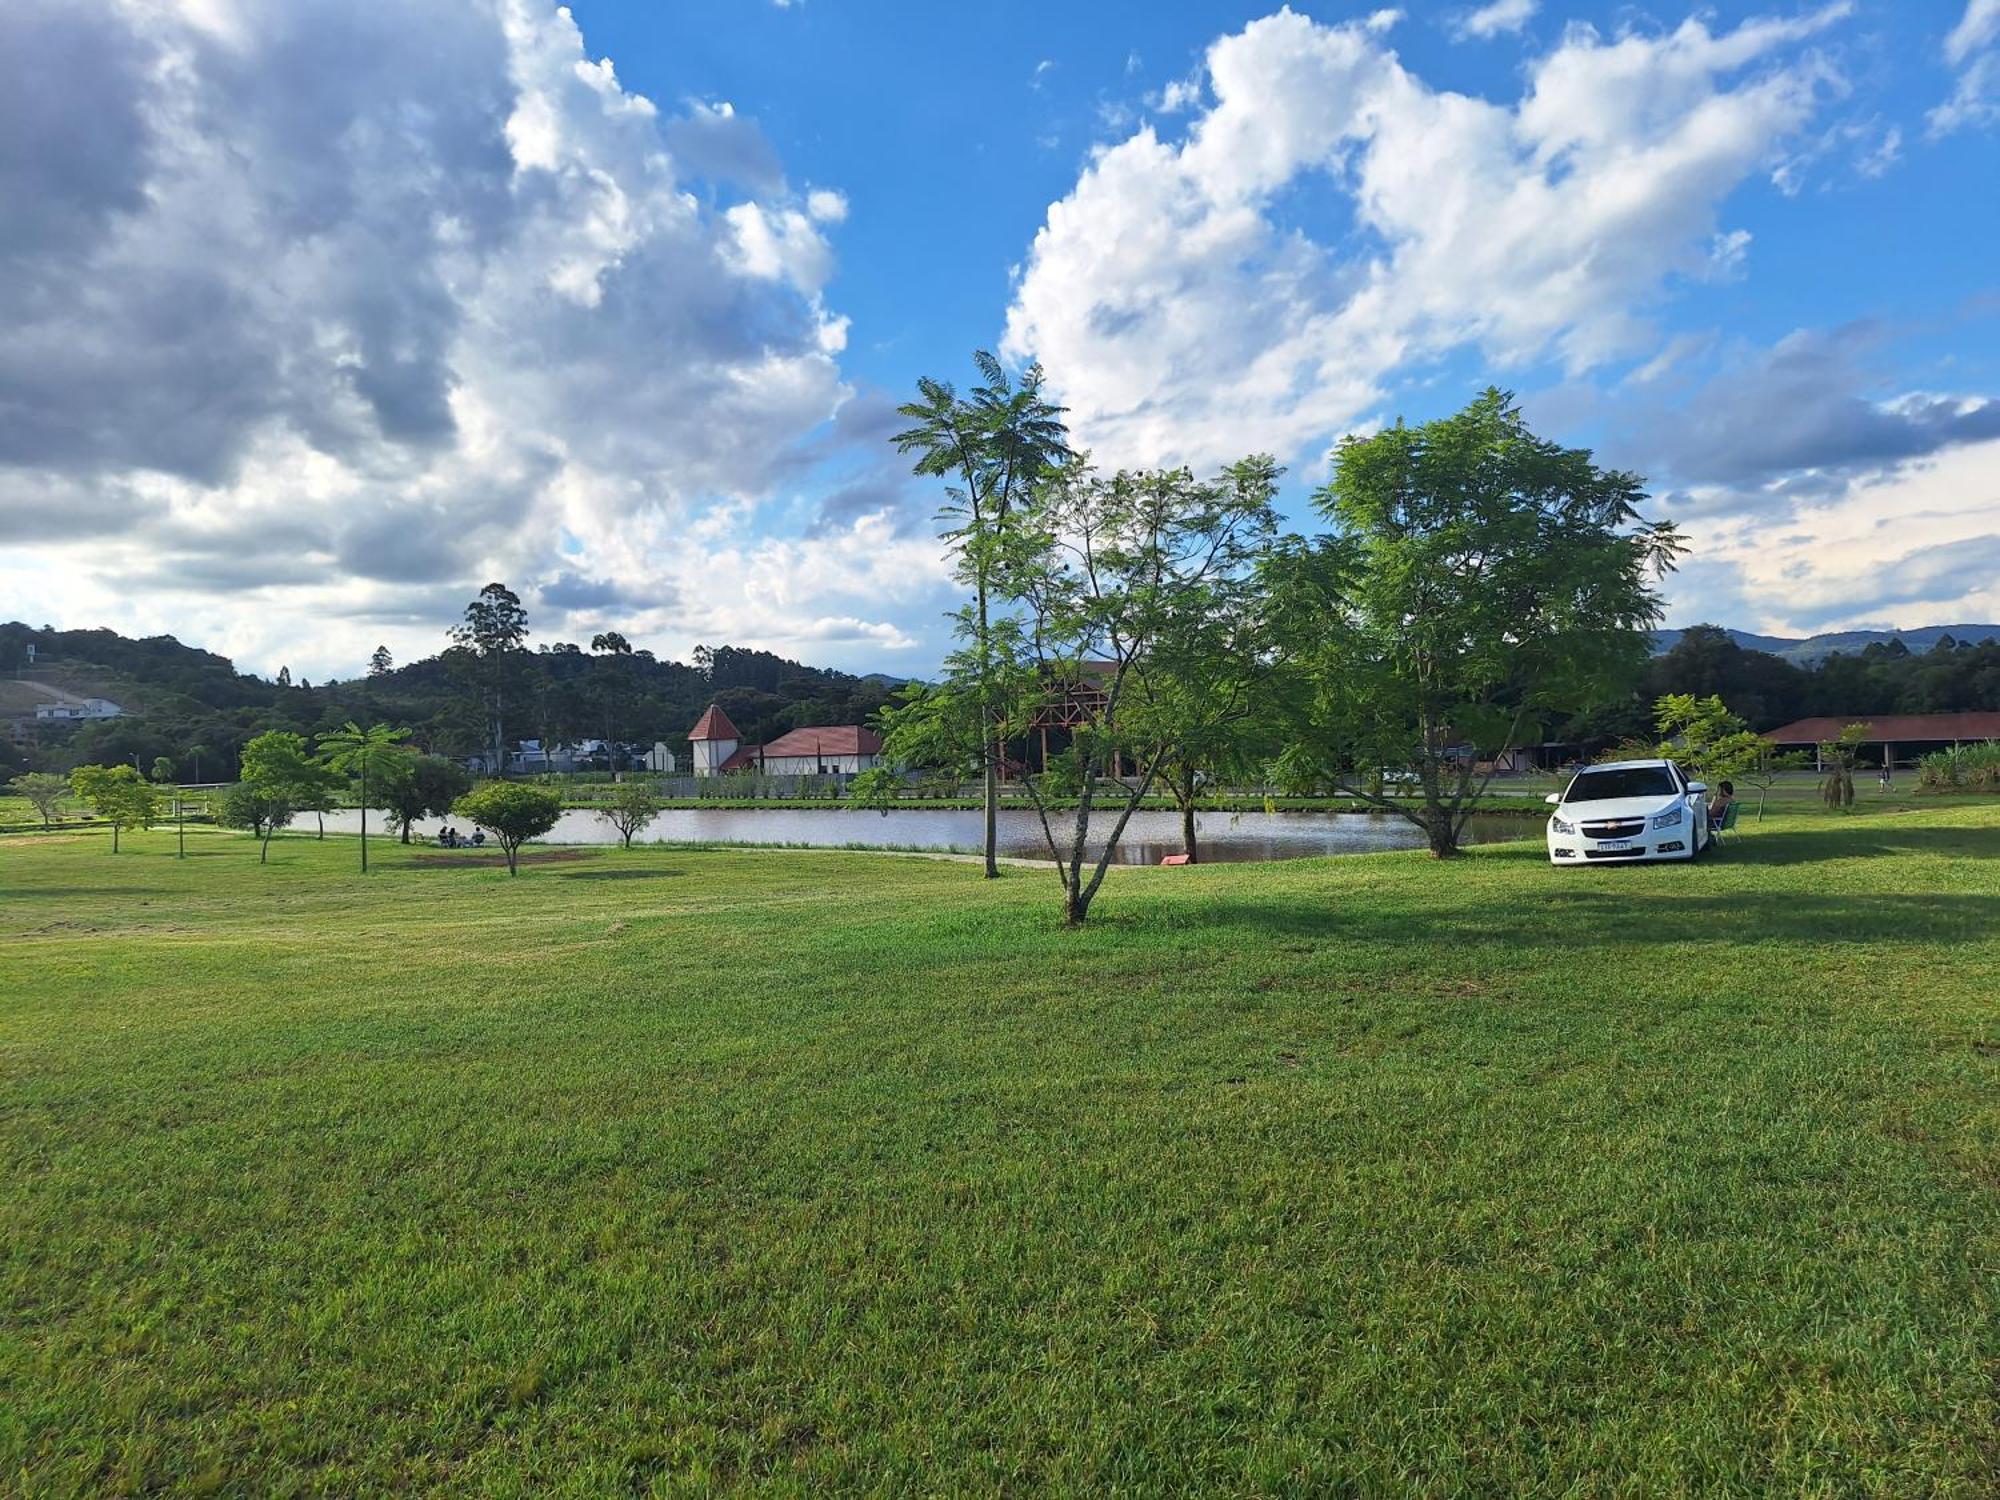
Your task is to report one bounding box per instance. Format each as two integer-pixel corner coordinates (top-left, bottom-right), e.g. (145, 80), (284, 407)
(1545, 758), (1711, 865)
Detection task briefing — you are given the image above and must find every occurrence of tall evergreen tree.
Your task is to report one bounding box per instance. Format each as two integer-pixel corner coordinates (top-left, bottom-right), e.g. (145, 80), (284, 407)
(447, 584), (529, 776)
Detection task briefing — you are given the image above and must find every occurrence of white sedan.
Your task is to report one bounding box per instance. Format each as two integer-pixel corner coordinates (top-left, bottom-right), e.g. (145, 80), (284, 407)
(1545, 758), (1711, 865)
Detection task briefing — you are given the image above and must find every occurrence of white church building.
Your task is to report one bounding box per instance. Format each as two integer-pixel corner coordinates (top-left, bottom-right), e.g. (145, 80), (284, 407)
(687, 703), (884, 777)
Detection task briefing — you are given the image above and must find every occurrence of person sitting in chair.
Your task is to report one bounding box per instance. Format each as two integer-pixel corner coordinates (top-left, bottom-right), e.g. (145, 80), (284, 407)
(1707, 780), (1736, 831)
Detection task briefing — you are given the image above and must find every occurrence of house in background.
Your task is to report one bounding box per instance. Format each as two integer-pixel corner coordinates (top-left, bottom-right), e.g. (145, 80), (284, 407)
(35, 695), (124, 721)
(687, 703), (883, 777)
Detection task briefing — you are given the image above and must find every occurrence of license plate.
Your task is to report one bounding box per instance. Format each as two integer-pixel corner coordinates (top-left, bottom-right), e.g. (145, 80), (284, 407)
(1596, 841), (1632, 851)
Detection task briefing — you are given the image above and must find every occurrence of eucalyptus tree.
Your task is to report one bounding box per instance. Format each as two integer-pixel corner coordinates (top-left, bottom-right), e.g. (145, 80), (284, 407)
(894, 351), (1071, 877)
(590, 631), (634, 771)
(1267, 389), (1683, 858)
(447, 583), (529, 776)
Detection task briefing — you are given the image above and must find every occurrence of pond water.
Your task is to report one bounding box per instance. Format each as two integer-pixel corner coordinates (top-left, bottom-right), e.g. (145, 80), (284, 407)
(315, 805), (1535, 865)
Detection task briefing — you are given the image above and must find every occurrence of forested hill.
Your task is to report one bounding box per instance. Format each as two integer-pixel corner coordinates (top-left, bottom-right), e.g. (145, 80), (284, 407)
(1652, 623), (2000, 664)
(0, 621), (900, 780)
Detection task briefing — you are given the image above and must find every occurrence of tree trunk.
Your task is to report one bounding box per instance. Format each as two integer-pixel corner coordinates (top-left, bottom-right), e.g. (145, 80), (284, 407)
(1425, 813), (1459, 859)
(1063, 882), (1087, 926)
(261, 833), (271, 864)
(317, 812), (325, 839)
(1182, 798), (1198, 864)
(400, 823), (411, 844)
(978, 569), (999, 880)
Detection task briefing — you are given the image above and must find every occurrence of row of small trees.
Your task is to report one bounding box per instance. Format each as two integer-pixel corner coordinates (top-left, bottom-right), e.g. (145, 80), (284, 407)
(56, 723), (602, 876)
(866, 363), (1685, 924)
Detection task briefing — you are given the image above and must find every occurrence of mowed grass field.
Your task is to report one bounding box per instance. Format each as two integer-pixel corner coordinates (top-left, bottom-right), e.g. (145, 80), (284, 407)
(2, 808), (1996, 1496)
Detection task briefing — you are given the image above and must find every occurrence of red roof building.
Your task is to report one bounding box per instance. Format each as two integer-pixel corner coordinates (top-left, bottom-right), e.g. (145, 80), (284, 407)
(685, 702), (884, 778)
(1763, 712), (2000, 766)
(688, 703), (741, 744)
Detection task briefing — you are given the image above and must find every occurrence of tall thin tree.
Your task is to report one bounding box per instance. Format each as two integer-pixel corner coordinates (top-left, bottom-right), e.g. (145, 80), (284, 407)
(448, 584), (529, 777)
(317, 722), (412, 873)
(894, 352), (1070, 877)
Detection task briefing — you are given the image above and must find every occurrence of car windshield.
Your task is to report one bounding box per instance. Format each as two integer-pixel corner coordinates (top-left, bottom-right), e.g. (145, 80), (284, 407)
(1564, 766), (1678, 803)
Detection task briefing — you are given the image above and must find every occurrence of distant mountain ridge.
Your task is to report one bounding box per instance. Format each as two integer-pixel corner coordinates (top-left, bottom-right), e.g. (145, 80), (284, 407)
(1652, 623), (2000, 665)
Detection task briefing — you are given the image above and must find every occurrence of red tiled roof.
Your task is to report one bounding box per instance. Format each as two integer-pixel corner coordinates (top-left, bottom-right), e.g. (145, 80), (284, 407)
(756, 725), (882, 759)
(709, 724), (882, 772)
(1764, 712), (2000, 743)
(688, 703), (740, 741)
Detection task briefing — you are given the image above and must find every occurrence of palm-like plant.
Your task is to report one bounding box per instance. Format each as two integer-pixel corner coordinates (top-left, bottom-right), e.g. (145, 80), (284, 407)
(893, 351), (1070, 877)
(317, 721), (411, 872)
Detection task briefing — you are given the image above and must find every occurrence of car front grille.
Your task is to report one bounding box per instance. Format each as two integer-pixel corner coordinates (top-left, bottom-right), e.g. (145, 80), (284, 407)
(1584, 847), (1646, 859)
(1582, 819), (1646, 840)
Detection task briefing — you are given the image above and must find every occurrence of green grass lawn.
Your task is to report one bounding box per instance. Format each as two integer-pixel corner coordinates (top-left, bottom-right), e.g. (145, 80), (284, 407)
(2, 807), (1995, 1495)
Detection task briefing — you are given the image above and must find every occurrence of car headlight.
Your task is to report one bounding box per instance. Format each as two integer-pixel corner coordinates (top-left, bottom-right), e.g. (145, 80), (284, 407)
(1551, 815), (1575, 834)
(1651, 806), (1683, 830)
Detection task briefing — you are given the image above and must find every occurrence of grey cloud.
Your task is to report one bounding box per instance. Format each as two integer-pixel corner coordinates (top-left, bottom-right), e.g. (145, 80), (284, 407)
(139, 553), (331, 594)
(0, 2), (152, 261)
(1622, 324), (2000, 500)
(1786, 532), (2000, 630)
(806, 475), (927, 537)
(663, 103), (785, 190)
(0, 0), (856, 664)
(0, 472), (148, 542)
(537, 572), (669, 611)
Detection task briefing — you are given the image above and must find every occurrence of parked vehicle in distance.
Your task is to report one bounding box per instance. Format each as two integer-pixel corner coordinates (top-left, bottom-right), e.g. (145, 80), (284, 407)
(1545, 759), (1710, 865)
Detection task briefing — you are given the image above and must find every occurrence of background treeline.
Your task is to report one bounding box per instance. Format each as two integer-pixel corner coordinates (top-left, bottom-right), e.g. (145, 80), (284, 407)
(0, 619), (899, 780)
(1573, 623), (2000, 743)
(5, 609), (1995, 785)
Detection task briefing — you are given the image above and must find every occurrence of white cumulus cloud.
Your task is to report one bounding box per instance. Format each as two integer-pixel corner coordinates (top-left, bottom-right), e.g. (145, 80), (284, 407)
(1003, 5), (1852, 472)
(1452, 0), (1538, 43)
(0, 0), (927, 677)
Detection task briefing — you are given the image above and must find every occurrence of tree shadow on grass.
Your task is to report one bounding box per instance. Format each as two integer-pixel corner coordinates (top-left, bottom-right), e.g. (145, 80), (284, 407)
(1, 887), (170, 899)
(1716, 826), (2000, 865)
(1194, 889), (1996, 955)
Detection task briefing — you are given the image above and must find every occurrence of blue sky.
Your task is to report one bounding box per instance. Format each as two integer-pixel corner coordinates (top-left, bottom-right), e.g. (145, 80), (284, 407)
(2, 0), (1996, 678)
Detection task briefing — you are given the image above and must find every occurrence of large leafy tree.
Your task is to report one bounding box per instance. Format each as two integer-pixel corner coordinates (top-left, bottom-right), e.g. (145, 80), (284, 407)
(236, 736), (334, 864)
(67, 765), (158, 852)
(219, 781), (296, 863)
(1270, 389), (1683, 858)
(316, 722), (412, 872)
(447, 583), (530, 776)
(894, 351), (1071, 877)
(379, 754), (475, 844)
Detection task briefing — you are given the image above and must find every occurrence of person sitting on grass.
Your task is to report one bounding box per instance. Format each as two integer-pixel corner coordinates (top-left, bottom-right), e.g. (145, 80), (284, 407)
(1707, 780), (1736, 831)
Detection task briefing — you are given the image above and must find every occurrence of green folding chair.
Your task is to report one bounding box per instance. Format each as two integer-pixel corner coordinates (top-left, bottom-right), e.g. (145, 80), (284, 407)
(1710, 800), (1741, 845)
